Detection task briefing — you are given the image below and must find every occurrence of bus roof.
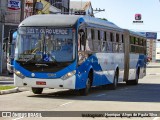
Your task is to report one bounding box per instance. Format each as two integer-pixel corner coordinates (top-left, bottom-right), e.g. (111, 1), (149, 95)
(19, 14), (122, 31)
(19, 14), (81, 27)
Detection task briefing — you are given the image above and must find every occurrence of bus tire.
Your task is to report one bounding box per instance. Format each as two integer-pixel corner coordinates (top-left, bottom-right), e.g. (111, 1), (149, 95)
(79, 78), (91, 96)
(126, 69), (139, 85)
(108, 71), (118, 90)
(32, 87), (43, 94)
(132, 69), (139, 85)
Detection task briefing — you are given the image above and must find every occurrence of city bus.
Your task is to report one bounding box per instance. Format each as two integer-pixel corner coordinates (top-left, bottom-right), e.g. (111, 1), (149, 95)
(14, 14), (146, 95)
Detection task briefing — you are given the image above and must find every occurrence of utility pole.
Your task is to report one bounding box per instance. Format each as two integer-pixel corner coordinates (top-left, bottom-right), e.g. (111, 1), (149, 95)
(20, 0), (25, 22)
(33, 0), (37, 15)
(93, 8), (105, 14)
(0, 0), (5, 74)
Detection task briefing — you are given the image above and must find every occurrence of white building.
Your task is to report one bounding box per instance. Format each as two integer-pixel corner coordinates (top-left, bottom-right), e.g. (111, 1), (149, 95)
(146, 39), (156, 62)
(70, 1), (94, 16)
(156, 40), (160, 61)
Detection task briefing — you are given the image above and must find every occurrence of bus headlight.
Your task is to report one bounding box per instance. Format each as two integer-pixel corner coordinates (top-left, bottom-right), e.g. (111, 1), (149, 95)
(14, 70), (25, 79)
(61, 70), (76, 80)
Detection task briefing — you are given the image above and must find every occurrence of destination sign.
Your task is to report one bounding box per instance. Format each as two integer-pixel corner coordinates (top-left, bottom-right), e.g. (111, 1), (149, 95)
(26, 28), (69, 35)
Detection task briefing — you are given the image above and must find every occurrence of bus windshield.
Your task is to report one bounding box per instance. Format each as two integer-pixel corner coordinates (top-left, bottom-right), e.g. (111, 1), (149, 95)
(15, 27), (75, 72)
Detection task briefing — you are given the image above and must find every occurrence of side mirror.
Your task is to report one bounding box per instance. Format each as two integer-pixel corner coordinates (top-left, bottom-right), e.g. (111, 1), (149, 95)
(9, 29), (17, 43)
(3, 43), (6, 52)
(3, 37), (8, 43)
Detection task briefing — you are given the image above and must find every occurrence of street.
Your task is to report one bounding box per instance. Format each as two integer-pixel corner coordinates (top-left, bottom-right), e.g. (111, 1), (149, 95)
(0, 62), (160, 120)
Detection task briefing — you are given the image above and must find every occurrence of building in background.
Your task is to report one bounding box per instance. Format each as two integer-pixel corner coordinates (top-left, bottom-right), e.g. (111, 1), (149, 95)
(70, 1), (93, 16)
(0, 0), (21, 73)
(24, 0), (70, 17)
(156, 39), (160, 62)
(146, 39), (156, 62)
(144, 32), (157, 62)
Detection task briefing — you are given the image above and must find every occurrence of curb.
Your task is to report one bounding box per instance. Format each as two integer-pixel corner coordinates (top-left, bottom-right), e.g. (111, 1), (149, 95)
(0, 87), (19, 95)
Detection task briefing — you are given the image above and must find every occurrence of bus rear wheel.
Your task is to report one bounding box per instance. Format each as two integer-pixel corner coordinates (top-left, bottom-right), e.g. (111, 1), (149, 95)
(32, 87), (43, 94)
(126, 70), (139, 85)
(79, 78), (91, 96)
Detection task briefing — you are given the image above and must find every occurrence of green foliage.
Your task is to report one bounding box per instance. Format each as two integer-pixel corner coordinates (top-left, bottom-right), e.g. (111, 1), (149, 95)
(99, 18), (108, 21)
(0, 86), (15, 90)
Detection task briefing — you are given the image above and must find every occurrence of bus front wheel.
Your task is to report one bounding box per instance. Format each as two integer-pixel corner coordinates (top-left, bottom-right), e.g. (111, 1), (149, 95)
(32, 87), (43, 94)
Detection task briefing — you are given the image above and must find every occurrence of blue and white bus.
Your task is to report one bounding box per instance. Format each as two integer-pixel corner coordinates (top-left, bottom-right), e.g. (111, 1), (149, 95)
(14, 14), (146, 95)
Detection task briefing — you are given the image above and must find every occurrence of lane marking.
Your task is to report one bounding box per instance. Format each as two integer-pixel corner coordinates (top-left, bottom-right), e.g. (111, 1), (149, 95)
(59, 102), (73, 107)
(147, 73), (160, 75)
(96, 94), (106, 97)
(13, 117), (24, 120)
(153, 117), (160, 120)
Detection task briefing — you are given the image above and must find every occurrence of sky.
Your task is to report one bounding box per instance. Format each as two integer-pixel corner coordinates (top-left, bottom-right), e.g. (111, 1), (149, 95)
(71, 0), (160, 40)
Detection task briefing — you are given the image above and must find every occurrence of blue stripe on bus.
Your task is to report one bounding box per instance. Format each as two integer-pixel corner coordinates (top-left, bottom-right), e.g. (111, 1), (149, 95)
(75, 54), (112, 89)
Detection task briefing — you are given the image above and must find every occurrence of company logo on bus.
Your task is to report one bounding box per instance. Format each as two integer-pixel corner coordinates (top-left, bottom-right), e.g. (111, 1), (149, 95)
(47, 73), (56, 77)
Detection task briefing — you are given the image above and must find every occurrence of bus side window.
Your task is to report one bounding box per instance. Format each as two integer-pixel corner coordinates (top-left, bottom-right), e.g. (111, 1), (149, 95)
(102, 31), (107, 52)
(78, 30), (86, 51)
(85, 28), (92, 51)
(108, 32), (113, 52)
(118, 34), (123, 53)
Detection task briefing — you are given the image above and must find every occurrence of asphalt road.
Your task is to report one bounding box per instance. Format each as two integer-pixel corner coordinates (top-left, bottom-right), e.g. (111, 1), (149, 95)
(0, 62), (160, 120)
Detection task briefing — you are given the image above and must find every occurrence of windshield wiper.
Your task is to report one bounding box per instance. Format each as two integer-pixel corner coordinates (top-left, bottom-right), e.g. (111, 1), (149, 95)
(25, 58), (34, 63)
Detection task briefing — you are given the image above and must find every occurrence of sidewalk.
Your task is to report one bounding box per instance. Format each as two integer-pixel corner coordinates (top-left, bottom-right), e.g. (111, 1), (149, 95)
(0, 74), (28, 95)
(147, 62), (160, 69)
(0, 74), (13, 81)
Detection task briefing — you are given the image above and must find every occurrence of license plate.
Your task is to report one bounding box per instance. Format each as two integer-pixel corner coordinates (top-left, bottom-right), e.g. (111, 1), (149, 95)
(36, 81), (46, 85)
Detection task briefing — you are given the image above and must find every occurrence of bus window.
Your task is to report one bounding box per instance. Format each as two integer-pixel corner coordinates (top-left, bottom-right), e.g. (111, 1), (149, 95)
(78, 30), (86, 51)
(91, 29), (95, 40)
(122, 34), (124, 43)
(130, 36), (134, 44)
(98, 30), (100, 40)
(116, 33), (119, 43)
(104, 31), (107, 41)
(110, 32), (114, 42)
(135, 37), (138, 45)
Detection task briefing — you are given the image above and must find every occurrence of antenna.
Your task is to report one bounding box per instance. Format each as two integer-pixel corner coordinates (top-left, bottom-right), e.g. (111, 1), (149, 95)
(93, 8), (105, 14)
(81, 0), (82, 10)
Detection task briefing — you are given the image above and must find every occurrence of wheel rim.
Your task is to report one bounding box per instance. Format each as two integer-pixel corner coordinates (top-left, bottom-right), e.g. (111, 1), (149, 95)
(114, 73), (118, 87)
(86, 78), (90, 91)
